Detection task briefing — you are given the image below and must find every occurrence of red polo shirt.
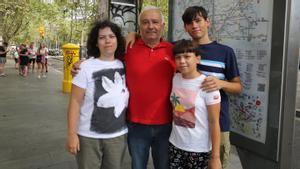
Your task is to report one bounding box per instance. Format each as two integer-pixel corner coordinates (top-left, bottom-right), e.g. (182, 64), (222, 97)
(125, 39), (176, 125)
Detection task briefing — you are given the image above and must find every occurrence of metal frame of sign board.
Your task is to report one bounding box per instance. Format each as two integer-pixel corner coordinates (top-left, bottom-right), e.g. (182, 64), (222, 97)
(278, 0), (299, 168)
(168, 0), (299, 162)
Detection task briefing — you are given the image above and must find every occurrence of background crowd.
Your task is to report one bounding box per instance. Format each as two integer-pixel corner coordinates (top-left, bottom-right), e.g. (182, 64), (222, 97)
(0, 42), (49, 78)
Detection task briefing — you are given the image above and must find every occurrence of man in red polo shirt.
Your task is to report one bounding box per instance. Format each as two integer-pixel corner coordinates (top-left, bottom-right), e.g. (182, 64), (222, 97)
(125, 6), (175, 169)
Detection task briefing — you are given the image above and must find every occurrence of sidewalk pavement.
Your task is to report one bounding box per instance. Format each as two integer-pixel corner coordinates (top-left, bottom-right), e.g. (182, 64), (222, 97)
(0, 59), (243, 169)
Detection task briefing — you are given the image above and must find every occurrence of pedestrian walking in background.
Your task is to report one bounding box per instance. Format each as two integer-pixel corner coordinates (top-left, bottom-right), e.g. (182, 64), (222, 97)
(0, 42), (9, 77)
(13, 47), (19, 69)
(36, 43), (48, 78)
(45, 46), (49, 73)
(66, 20), (129, 169)
(19, 44), (29, 77)
(28, 42), (37, 72)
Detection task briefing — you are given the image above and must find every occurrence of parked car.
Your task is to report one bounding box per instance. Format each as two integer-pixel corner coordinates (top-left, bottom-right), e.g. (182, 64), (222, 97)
(48, 49), (61, 56)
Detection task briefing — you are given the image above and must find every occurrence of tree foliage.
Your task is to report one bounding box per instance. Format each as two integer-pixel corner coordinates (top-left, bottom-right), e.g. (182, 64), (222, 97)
(0, 0), (99, 47)
(0, 0), (169, 47)
(0, 0), (31, 43)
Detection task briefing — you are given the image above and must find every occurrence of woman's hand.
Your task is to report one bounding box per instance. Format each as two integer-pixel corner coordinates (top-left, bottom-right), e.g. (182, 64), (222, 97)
(66, 133), (80, 155)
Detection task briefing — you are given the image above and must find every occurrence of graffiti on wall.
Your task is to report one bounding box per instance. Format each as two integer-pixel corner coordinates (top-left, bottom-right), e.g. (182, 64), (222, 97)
(110, 0), (137, 35)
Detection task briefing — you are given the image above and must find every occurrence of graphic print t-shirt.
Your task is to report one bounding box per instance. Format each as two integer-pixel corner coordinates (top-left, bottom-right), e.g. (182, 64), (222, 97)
(72, 58), (129, 139)
(169, 73), (220, 152)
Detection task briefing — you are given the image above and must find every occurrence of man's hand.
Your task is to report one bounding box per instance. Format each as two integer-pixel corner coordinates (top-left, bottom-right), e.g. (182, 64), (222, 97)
(71, 60), (82, 77)
(201, 76), (223, 92)
(125, 32), (138, 51)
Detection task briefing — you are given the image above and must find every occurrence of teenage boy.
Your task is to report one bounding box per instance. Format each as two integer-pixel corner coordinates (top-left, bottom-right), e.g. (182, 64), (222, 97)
(170, 39), (221, 169)
(182, 6), (242, 169)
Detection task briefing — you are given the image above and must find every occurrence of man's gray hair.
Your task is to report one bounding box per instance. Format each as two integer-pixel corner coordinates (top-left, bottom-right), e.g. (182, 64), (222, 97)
(138, 6), (165, 25)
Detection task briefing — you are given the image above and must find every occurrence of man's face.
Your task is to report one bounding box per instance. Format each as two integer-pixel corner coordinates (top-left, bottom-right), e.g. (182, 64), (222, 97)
(139, 9), (164, 44)
(184, 15), (210, 40)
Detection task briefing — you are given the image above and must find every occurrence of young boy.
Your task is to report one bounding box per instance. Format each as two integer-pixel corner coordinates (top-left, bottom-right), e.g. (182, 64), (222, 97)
(169, 39), (221, 169)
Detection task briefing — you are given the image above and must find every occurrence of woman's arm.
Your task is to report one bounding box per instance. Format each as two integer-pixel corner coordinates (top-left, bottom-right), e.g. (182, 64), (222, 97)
(207, 103), (222, 169)
(66, 84), (85, 155)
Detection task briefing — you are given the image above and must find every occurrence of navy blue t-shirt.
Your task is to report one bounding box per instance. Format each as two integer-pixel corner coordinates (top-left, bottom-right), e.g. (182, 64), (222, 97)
(197, 41), (240, 132)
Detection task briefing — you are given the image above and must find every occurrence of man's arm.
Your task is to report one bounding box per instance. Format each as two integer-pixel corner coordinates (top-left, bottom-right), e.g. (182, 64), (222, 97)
(0, 48), (8, 54)
(71, 60), (83, 77)
(201, 76), (242, 94)
(125, 32), (138, 49)
(19, 51), (29, 57)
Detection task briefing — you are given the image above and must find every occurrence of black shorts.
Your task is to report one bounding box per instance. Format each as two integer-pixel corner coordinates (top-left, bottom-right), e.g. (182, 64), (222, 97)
(36, 55), (42, 63)
(20, 56), (29, 66)
(29, 58), (36, 64)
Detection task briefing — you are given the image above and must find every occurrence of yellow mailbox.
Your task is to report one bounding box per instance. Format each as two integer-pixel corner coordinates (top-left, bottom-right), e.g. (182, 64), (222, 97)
(62, 43), (80, 93)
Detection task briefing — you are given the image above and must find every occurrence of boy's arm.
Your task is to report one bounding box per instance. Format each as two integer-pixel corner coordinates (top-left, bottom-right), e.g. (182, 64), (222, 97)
(207, 103), (222, 169)
(201, 76), (242, 94)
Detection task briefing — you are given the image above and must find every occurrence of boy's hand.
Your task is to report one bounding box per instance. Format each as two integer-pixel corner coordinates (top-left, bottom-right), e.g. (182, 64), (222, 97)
(209, 157), (222, 169)
(71, 60), (82, 77)
(201, 76), (223, 92)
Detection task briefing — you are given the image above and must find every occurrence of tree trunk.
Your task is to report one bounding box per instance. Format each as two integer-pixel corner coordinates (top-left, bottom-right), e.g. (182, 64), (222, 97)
(98, 0), (109, 21)
(138, 0), (143, 13)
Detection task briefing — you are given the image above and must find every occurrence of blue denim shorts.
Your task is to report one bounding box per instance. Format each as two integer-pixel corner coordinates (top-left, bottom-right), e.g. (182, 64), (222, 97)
(0, 57), (6, 64)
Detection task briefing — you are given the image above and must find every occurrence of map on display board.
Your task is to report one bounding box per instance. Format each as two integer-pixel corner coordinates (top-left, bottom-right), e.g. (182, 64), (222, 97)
(170, 0), (273, 143)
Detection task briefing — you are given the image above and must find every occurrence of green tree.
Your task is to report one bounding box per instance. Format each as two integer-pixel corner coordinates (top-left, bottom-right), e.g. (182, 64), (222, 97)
(1, 0), (169, 47)
(0, 0), (31, 43)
